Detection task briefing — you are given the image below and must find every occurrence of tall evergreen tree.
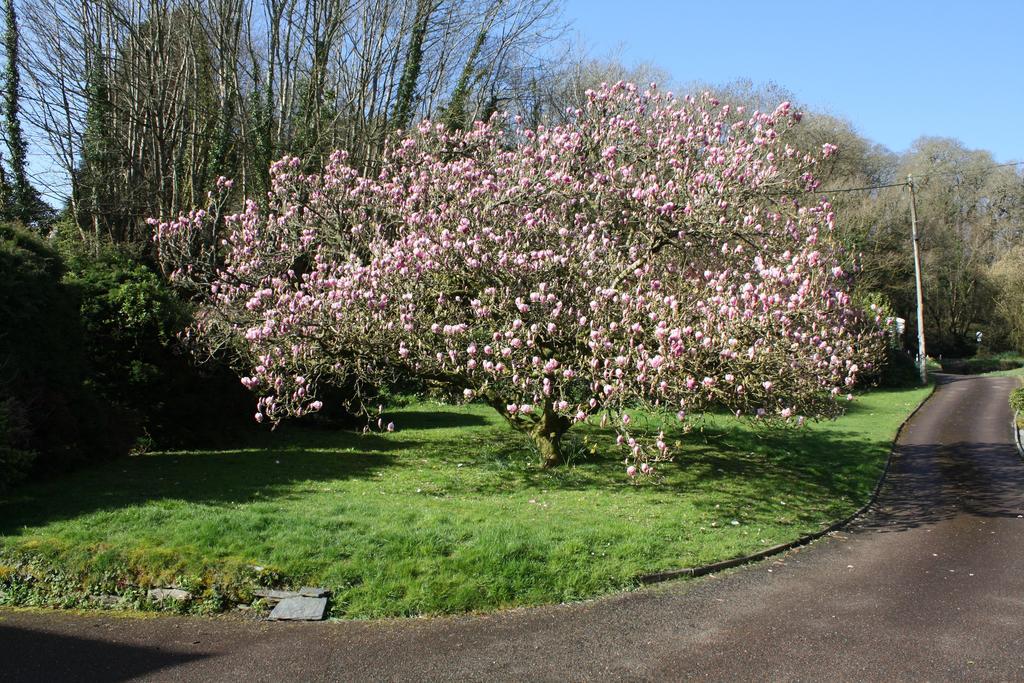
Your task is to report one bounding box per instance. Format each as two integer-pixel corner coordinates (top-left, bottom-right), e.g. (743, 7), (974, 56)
(392, 0), (435, 131)
(79, 43), (116, 238)
(441, 27), (489, 131)
(2, 0), (40, 223)
(207, 82), (236, 184)
(0, 150), (11, 220)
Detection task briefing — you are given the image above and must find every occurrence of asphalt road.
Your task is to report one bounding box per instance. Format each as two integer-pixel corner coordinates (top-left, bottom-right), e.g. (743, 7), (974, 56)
(3, 373), (1023, 682)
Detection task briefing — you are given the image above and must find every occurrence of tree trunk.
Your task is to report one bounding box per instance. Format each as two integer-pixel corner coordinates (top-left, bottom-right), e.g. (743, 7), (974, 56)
(530, 426), (565, 468)
(488, 395), (571, 468)
(530, 402), (571, 468)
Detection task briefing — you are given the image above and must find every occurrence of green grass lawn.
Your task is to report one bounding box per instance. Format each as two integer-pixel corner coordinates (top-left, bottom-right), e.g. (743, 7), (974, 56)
(0, 384), (932, 619)
(988, 366), (1024, 378)
(942, 351), (1024, 375)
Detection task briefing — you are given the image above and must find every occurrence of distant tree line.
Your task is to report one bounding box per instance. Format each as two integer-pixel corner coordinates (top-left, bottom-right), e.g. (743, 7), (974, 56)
(704, 80), (1024, 357)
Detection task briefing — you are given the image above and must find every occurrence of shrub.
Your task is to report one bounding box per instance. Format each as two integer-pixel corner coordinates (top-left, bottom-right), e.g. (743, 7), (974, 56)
(0, 221), (261, 491)
(1010, 387), (1024, 416)
(0, 398), (36, 492)
(0, 222), (134, 477)
(939, 352), (1024, 375)
(62, 244), (187, 439)
(57, 232), (256, 447)
(874, 348), (927, 387)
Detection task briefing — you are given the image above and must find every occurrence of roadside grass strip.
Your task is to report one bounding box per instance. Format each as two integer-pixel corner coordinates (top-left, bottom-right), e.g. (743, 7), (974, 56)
(0, 384), (931, 619)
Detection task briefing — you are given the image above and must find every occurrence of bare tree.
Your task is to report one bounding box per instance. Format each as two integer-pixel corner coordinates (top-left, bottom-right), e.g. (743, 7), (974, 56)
(19, 0), (565, 243)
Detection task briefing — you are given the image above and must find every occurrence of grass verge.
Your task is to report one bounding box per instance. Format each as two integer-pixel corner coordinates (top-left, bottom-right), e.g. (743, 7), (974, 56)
(0, 384), (932, 619)
(941, 351), (1024, 375)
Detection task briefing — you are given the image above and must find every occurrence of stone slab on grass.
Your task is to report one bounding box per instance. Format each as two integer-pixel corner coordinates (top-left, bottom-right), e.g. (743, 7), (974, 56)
(268, 597), (328, 621)
(254, 588), (302, 605)
(299, 586), (330, 598)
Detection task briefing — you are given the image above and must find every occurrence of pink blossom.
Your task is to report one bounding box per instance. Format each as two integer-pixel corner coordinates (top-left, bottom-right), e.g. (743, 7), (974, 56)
(155, 81), (886, 467)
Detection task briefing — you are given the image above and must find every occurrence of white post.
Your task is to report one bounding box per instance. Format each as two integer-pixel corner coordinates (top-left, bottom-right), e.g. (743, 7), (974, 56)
(907, 175), (928, 384)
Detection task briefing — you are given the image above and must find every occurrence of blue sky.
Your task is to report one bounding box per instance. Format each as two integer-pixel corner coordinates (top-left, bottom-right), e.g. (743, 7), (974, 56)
(562, 0), (1024, 162)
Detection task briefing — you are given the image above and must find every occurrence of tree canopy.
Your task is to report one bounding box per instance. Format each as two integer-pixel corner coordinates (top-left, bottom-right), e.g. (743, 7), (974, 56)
(157, 82), (886, 468)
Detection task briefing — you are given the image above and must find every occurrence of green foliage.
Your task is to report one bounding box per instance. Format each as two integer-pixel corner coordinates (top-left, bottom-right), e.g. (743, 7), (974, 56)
(857, 292), (897, 343)
(0, 446), (35, 493)
(0, 385), (930, 618)
(873, 348), (926, 388)
(62, 242), (186, 392)
(55, 230), (254, 446)
(850, 292), (928, 388)
(0, 398), (35, 492)
(1009, 387), (1024, 416)
(939, 352), (1024, 375)
(0, 545), (262, 614)
(441, 25), (489, 131)
(990, 246), (1024, 352)
(0, 152), (10, 218)
(0, 222), (134, 476)
(206, 79), (237, 184)
(901, 138), (1023, 356)
(392, 0), (434, 130)
(0, 220), (252, 491)
(76, 44), (123, 238)
(1, 0), (41, 223)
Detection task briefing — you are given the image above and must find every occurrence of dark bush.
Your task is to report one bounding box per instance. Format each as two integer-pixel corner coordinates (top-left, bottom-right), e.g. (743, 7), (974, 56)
(57, 235), (255, 448)
(0, 222), (135, 478)
(0, 221), (260, 490)
(865, 347), (926, 388)
(939, 353), (1024, 375)
(0, 397), (36, 492)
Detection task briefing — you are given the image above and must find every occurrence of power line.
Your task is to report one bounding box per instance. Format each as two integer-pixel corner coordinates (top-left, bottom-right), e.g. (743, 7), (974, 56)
(807, 159), (1024, 196)
(815, 181), (909, 194)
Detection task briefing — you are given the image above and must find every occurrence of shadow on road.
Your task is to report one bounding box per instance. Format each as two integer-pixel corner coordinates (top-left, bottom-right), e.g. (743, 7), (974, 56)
(857, 439), (1024, 534)
(0, 624), (208, 682)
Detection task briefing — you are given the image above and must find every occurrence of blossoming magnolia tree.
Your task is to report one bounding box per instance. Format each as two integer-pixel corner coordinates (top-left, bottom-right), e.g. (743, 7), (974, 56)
(155, 82), (886, 470)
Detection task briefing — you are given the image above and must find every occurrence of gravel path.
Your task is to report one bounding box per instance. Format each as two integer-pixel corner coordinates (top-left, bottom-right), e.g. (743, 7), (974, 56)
(3, 373), (1023, 681)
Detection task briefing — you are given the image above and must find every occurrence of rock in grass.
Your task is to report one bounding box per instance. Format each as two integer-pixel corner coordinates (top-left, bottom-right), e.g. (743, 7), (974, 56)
(268, 596), (328, 621)
(148, 587), (191, 602)
(299, 586), (330, 598)
(253, 588), (302, 605)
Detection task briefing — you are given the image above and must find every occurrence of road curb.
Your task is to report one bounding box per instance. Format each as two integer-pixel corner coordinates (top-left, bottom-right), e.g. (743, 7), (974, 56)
(1014, 411), (1023, 460)
(638, 382), (938, 585)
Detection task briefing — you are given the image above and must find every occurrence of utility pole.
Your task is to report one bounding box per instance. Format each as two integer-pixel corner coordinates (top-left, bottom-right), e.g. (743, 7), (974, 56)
(907, 175), (928, 385)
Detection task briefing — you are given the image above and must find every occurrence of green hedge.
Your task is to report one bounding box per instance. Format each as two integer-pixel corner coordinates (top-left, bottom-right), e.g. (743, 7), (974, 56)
(1, 220), (260, 491)
(1010, 387), (1024, 416)
(0, 398), (35, 493)
(0, 223), (134, 488)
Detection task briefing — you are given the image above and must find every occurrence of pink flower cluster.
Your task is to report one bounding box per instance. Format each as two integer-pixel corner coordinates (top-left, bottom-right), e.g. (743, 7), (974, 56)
(155, 82), (886, 467)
